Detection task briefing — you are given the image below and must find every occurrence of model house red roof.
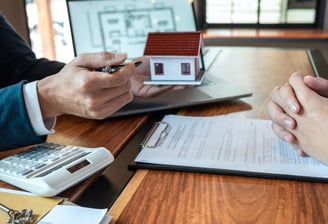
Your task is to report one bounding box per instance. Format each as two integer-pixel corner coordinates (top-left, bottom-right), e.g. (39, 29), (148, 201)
(143, 31), (202, 56)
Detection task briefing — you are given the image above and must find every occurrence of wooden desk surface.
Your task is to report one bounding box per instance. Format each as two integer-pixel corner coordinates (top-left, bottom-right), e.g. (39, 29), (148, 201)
(1, 47), (327, 223)
(0, 113), (150, 201)
(108, 47), (328, 223)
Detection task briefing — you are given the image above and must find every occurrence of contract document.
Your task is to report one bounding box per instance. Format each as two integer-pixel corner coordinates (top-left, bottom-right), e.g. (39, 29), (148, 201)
(132, 114), (328, 181)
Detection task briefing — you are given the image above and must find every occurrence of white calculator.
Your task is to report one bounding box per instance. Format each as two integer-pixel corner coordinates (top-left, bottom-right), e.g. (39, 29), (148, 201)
(0, 143), (114, 197)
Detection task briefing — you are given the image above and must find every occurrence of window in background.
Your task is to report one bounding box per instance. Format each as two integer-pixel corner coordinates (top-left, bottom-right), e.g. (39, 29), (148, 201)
(25, 0), (73, 62)
(202, 0), (323, 28)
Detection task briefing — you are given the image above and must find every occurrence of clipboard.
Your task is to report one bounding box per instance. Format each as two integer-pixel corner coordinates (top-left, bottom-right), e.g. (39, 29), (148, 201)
(129, 114), (328, 182)
(139, 121), (169, 149)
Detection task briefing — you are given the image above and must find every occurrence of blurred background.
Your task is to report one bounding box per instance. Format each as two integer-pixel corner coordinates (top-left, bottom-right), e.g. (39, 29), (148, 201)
(0, 0), (327, 63)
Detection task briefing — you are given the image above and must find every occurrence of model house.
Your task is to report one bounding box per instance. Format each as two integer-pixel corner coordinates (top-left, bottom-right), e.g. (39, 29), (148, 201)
(143, 31), (202, 83)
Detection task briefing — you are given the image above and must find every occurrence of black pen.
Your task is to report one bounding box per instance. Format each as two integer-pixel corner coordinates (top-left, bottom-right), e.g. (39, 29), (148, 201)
(99, 61), (143, 74)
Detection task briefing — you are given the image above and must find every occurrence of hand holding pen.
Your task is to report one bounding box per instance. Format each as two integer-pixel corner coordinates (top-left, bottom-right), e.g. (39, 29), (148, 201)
(37, 52), (136, 120)
(100, 61), (143, 74)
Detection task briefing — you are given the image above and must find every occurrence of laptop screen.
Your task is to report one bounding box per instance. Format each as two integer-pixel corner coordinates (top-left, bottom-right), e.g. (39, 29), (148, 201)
(66, 0), (197, 60)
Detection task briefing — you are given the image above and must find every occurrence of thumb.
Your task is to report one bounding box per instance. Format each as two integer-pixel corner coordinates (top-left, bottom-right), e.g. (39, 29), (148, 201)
(304, 75), (328, 97)
(289, 72), (318, 106)
(73, 52), (127, 69)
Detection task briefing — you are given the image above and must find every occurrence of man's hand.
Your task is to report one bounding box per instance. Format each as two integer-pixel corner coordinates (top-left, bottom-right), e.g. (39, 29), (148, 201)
(130, 57), (189, 98)
(37, 52), (134, 119)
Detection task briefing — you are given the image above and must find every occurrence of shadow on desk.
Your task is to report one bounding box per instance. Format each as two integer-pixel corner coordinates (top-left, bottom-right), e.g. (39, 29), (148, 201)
(179, 99), (252, 116)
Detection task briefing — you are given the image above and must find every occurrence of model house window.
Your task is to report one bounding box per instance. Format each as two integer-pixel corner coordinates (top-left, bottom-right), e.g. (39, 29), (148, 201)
(198, 0), (324, 28)
(181, 63), (191, 75)
(154, 63), (164, 75)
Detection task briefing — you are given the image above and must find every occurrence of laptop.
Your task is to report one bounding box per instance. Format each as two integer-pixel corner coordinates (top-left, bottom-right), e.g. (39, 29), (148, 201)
(66, 0), (252, 118)
(307, 48), (328, 79)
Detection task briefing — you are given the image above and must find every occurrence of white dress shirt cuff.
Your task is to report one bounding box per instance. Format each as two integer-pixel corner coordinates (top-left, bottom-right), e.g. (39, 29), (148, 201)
(23, 81), (56, 136)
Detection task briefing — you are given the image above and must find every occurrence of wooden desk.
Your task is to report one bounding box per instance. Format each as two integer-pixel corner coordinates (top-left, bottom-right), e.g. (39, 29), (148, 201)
(1, 47), (327, 223)
(108, 47), (328, 223)
(0, 113), (151, 202)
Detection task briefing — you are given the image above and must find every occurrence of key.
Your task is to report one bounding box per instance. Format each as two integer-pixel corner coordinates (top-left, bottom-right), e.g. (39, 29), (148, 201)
(0, 203), (35, 224)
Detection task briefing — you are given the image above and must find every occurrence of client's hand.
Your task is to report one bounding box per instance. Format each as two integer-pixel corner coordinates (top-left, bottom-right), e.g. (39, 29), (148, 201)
(287, 73), (328, 164)
(267, 72), (328, 164)
(37, 52), (134, 119)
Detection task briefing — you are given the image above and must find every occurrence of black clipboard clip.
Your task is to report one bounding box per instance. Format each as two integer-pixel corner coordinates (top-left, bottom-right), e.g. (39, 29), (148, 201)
(140, 122), (169, 148)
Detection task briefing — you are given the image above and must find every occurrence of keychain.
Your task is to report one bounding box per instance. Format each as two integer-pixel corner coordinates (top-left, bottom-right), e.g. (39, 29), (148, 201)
(0, 203), (35, 224)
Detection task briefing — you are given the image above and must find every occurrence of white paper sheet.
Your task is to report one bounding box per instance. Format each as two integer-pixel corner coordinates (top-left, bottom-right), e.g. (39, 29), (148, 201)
(135, 115), (328, 179)
(38, 205), (111, 224)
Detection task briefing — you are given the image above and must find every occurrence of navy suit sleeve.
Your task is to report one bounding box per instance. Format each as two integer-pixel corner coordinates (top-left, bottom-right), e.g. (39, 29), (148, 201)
(0, 14), (65, 150)
(0, 81), (46, 150)
(0, 14), (65, 87)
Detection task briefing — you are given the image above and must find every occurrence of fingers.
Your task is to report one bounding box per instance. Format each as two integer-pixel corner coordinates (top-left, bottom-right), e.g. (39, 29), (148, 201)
(74, 52), (127, 69)
(107, 64), (135, 87)
(304, 75), (328, 97)
(143, 85), (173, 97)
(270, 84), (300, 114)
(173, 85), (192, 90)
(82, 88), (133, 119)
(267, 97), (308, 157)
(271, 122), (308, 157)
(289, 72), (318, 106)
(78, 62), (135, 91)
(271, 122), (296, 144)
(267, 72), (311, 158)
(267, 100), (296, 130)
(69, 73), (133, 119)
(270, 117), (309, 157)
(291, 144), (308, 157)
(133, 56), (149, 63)
(267, 79), (299, 154)
(38, 51), (137, 120)
(83, 79), (132, 106)
(133, 57), (150, 78)
(75, 66), (134, 119)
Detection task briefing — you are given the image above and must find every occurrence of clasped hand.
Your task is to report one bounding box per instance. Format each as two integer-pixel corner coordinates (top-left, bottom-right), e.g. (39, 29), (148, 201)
(267, 72), (328, 164)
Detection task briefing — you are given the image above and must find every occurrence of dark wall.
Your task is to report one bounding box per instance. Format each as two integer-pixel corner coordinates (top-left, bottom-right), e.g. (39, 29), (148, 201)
(0, 0), (30, 45)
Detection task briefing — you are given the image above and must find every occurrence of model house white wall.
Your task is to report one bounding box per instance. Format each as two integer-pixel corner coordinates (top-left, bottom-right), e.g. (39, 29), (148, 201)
(149, 56), (197, 81)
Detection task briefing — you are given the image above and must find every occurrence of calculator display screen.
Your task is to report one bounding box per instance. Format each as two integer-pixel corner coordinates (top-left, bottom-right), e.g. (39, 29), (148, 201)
(67, 160), (90, 173)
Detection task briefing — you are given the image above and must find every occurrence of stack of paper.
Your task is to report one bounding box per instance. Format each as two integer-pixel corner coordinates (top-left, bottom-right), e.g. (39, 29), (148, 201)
(0, 188), (111, 224)
(38, 205), (112, 224)
(133, 115), (328, 181)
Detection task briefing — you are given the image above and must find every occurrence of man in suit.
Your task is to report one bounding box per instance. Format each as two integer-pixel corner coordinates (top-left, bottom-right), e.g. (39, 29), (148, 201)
(0, 14), (175, 150)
